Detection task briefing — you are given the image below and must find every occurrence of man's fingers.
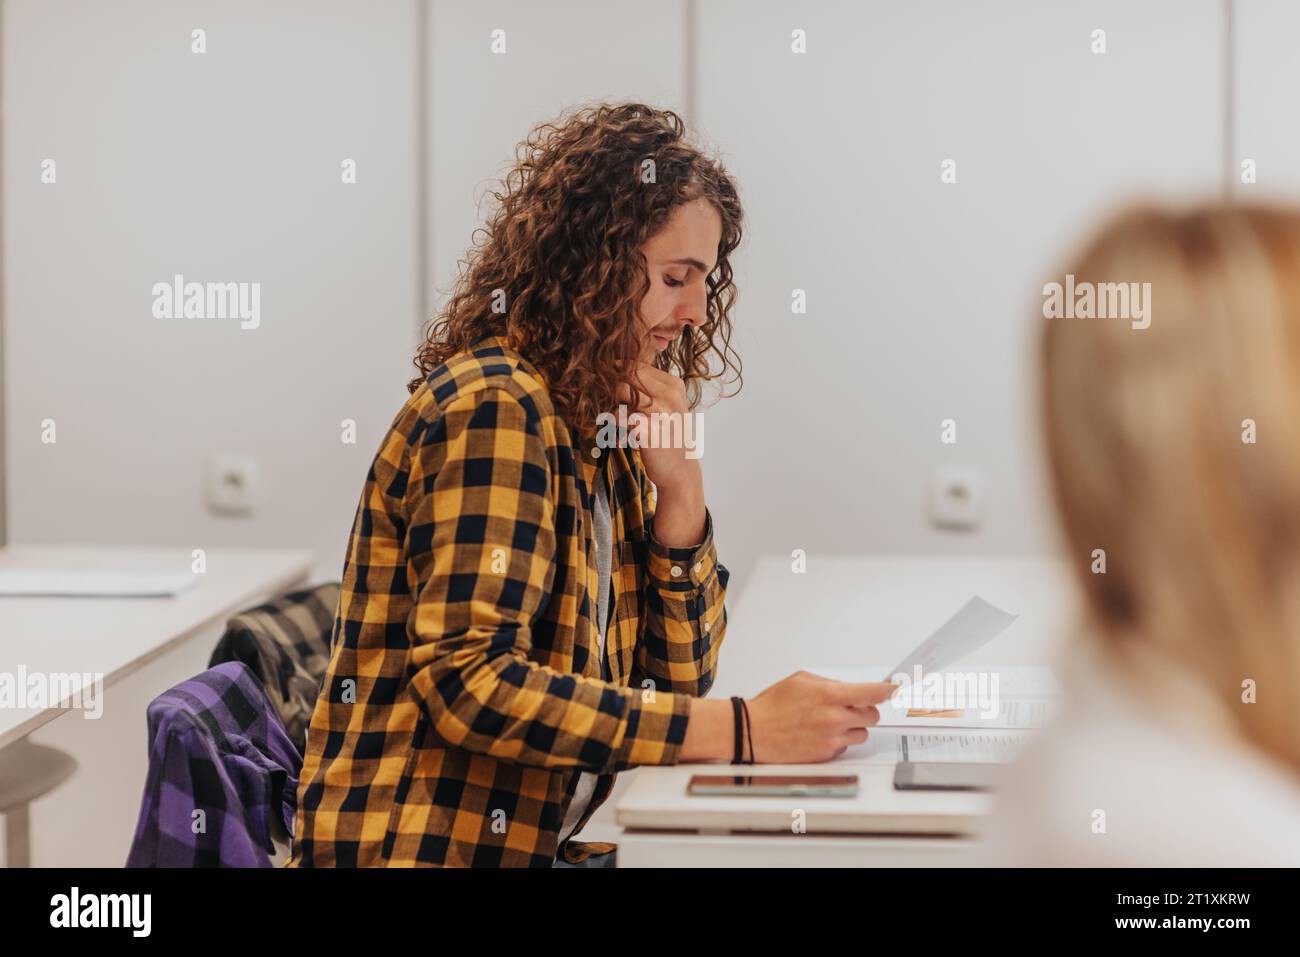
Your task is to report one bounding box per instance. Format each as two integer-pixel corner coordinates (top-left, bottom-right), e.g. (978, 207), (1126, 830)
(628, 362), (686, 400)
(824, 681), (900, 709)
(631, 362), (679, 387)
(845, 704), (882, 728)
(614, 382), (653, 411)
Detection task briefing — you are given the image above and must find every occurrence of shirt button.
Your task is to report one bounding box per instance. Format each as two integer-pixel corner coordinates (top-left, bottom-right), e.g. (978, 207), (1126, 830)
(693, 562), (703, 575)
(703, 620), (711, 634)
(670, 565), (682, 577)
(590, 447), (601, 458)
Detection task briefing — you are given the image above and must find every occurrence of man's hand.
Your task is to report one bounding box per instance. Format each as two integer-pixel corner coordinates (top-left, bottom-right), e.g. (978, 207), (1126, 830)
(680, 673), (897, 763)
(744, 672), (896, 763)
(616, 362), (705, 547)
(616, 362), (698, 491)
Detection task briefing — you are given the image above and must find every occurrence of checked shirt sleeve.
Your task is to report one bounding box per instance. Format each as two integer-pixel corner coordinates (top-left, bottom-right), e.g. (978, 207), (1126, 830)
(404, 388), (690, 773)
(632, 478), (730, 699)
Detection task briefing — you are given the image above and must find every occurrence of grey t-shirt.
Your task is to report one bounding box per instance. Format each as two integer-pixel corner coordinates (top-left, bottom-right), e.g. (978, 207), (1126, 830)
(592, 471), (614, 656)
(559, 469), (613, 846)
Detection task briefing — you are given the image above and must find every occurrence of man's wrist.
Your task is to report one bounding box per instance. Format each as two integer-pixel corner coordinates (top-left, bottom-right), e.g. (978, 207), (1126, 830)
(650, 474), (707, 548)
(680, 697), (733, 762)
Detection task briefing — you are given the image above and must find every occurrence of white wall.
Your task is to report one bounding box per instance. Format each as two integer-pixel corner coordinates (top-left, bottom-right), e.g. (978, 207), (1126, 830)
(1234, 0), (1300, 201)
(2, 0), (1233, 596)
(693, 0), (1224, 581)
(2, 0), (420, 586)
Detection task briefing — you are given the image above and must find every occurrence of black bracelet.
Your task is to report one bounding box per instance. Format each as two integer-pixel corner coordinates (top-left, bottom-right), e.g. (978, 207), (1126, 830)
(739, 698), (755, 765)
(729, 696), (745, 765)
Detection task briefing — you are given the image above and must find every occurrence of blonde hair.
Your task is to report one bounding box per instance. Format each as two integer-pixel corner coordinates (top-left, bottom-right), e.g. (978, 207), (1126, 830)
(1041, 204), (1300, 774)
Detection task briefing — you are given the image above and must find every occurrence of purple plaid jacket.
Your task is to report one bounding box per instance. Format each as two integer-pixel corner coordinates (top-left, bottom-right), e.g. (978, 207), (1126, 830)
(126, 661), (302, 867)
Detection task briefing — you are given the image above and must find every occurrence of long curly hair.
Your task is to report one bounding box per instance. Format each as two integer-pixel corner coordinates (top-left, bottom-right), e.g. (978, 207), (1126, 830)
(409, 102), (744, 432)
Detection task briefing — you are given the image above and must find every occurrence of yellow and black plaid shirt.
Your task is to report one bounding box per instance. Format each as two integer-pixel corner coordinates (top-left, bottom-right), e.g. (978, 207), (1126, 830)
(289, 336), (729, 867)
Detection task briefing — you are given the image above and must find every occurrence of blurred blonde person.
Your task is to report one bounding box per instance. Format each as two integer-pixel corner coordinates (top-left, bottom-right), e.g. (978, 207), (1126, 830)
(984, 205), (1300, 865)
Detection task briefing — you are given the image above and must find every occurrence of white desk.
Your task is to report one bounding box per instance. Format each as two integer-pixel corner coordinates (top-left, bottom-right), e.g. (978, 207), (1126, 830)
(0, 545), (315, 748)
(0, 545), (315, 865)
(615, 554), (1076, 867)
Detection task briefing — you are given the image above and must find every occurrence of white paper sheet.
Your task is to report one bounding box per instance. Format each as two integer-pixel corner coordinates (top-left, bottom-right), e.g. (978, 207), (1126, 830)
(829, 727), (1033, 765)
(810, 666), (1059, 729)
(809, 595), (1056, 733)
(880, 695), (1055, 730)
(886, 596), (1019, 678)
(896, 730), (1031, 763)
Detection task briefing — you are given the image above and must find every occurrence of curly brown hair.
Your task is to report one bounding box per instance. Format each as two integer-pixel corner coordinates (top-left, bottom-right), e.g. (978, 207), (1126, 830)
(409, 102), (744, 432)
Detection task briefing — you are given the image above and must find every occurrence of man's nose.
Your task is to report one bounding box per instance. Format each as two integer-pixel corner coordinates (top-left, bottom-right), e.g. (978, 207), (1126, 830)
(680, 287), (708, 327)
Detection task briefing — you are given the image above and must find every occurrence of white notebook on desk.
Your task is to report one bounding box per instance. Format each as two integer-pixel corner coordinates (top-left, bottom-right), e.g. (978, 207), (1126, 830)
(0, 569), (200, 598)
(829, 726), (1034, 765)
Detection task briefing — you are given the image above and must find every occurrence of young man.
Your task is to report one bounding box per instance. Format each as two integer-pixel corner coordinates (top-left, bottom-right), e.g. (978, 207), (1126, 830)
(289, 103), (894, 868)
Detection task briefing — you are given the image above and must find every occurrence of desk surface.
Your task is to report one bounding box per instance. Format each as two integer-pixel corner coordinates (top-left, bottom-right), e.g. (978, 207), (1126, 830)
(617, 762), (994, 835)
(0, 545), (314, 748)
(618, 554), (1075, 837)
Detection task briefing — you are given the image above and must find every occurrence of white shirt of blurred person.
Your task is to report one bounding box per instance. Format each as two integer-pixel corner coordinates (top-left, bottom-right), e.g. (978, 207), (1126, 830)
(979, 204), (1300, 866)
(979, 637), (1300, 866)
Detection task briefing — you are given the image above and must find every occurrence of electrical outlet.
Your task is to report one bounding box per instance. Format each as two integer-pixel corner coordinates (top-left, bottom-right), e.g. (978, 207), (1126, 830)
(928, 465), (987, 530)
(207, 454), (260, 516)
